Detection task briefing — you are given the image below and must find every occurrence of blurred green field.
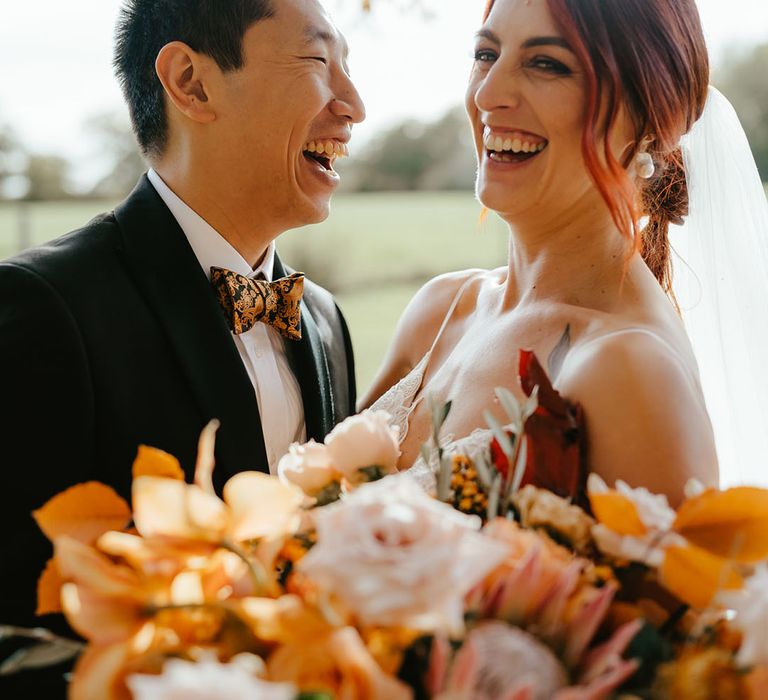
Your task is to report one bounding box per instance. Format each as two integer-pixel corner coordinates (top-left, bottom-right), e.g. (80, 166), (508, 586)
(0, 193), (509, 392)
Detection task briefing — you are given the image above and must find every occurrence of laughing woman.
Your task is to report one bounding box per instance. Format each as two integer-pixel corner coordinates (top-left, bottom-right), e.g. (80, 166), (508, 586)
(362, 0), (721, 505)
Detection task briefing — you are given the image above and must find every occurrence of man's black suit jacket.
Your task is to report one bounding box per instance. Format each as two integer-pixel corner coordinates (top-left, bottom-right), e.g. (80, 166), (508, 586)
(0, 175), (356, 631)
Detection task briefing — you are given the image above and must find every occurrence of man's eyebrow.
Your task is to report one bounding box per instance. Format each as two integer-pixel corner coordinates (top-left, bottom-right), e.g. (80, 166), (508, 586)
(303, 24), (350, 60)
(303, 25), (336, 46)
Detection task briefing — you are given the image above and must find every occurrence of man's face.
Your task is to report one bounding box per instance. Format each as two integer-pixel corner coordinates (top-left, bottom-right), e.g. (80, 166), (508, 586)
(209, 0), (365, 228)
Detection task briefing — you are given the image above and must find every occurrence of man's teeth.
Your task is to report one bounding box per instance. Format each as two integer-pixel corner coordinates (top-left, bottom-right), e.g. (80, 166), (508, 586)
(303, 140), (349, 158)
(483, 133), (547, 154)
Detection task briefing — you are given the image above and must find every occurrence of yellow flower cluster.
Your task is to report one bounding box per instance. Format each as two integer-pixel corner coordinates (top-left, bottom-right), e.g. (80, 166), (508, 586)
(450, 455), (488, 517)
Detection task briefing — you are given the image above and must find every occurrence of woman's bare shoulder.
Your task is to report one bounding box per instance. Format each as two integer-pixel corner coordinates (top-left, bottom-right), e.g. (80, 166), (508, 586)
(398, 268), (490, 341)
(358, 269), (488, 409)
(558, 327), (718, 504)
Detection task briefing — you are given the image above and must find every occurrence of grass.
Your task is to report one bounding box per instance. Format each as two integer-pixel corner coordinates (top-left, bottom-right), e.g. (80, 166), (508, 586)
(0, 193), (509, 392)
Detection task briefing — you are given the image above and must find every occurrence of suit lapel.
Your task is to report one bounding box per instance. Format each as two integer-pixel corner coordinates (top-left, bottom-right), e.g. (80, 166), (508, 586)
(114, 176), (269, 480)
(274, 255), (335, 441)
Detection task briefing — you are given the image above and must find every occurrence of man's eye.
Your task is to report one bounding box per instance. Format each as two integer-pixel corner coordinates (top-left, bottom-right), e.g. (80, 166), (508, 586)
(473, 49), (498, 64)
(527, 56), (571, 75)
(308, 56), (328, 64)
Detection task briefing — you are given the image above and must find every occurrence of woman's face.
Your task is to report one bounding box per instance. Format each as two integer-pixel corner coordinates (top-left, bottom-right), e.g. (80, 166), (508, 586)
(466, 0), (632, 226)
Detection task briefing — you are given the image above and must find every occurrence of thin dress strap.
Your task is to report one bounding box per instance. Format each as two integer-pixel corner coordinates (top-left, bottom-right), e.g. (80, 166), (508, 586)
(408, 272), (481, 413)
(369, 272), (483, 445)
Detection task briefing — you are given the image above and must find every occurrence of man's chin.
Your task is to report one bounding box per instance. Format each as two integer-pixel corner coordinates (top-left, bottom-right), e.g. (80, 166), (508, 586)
(297, 194), (333, 226)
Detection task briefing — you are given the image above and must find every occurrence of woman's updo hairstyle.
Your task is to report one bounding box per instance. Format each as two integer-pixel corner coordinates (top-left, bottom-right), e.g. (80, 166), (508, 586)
(484, 0), (710, 296)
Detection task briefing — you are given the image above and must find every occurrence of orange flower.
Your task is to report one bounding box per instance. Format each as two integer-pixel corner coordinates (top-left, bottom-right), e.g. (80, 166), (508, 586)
(267, 626), (413, 700)
(653, 648), (747, 699)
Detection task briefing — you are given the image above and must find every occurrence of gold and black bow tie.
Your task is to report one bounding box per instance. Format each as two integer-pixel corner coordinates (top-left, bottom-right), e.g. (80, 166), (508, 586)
(211, 267), (304, 340)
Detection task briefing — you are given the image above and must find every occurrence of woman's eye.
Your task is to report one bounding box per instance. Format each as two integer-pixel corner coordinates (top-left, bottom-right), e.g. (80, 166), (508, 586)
(307, 56), (328, 64)
(526, 56), (571, 75)
(473, 49), (498, 64)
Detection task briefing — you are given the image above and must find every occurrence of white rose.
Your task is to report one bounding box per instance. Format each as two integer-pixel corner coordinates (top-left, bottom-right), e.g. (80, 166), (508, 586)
(298, 474), (509, 634)
(587, 473), (681, 566)
(127, 654), (296, 700)
(277, 440), (336, 495)
(719, 565), (768, 667)
(325, 410), (401, 482)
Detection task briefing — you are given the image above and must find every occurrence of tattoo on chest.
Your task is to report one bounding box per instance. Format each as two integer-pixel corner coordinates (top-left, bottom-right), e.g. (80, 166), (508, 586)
(548, 324), (572, 381)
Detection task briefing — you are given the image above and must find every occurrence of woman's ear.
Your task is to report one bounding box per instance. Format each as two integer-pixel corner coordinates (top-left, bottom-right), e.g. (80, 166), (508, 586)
(155, 41), (217, 124)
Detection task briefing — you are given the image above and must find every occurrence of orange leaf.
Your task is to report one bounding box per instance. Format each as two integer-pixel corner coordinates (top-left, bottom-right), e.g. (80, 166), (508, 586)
(746, 665), (768, 699)
(33, 482), (131, 545)
(132, 445), (184, 481)
(588, 491), (647, 535)
(659, 544), (743, 609)
(36, 557), (64, 616)
(673, 487), (768, 563)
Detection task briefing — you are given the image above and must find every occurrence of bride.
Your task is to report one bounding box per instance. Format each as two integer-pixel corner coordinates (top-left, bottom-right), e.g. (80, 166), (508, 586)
(361, 0), (732, 505)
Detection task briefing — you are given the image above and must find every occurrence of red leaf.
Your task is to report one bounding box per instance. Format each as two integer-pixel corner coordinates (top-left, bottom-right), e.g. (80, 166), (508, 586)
(516, 350), (587, 506)
(490, 436), (511, 480)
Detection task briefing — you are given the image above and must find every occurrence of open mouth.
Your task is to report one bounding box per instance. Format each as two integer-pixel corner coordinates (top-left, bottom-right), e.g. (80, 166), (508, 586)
(483, 131), (548, 164)
(302, 140), (349, 173)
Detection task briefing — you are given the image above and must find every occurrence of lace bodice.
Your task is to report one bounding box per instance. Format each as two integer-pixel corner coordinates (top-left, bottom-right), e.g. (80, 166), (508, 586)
(370, 353), (497, 493)
(369, 273), (588, 503)
(370, 273), (499, 492)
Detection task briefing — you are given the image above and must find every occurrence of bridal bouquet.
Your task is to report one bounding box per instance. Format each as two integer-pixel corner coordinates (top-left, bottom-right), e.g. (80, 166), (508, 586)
(11, 387), (768, 699)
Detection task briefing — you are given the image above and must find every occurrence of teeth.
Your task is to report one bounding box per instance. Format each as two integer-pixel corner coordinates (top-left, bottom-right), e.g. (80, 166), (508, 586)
(302, 140), (349, 158)
(483, 131), (547, 154)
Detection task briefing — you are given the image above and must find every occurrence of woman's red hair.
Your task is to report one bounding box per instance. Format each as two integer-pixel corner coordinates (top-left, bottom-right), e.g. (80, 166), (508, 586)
(483, 0), (709, 293)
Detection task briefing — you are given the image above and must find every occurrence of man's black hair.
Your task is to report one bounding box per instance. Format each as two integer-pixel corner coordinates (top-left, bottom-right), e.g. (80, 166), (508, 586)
(114, 0), (274, 158)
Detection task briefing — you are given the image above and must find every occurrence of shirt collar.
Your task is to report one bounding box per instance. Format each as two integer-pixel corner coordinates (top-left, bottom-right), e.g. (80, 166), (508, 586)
(147, 168), (275, 282)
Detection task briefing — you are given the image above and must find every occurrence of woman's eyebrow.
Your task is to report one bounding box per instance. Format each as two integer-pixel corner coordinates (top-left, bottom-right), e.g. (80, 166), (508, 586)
(521, 36), (574, 52)
(474, 28), (501, 45)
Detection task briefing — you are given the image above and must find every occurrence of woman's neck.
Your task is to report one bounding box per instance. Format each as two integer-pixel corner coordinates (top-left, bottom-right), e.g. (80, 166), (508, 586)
(497, 198), (637, 311)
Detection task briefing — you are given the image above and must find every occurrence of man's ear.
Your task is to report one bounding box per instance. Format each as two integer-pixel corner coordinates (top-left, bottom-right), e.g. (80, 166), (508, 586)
(155, 41), (217, 124)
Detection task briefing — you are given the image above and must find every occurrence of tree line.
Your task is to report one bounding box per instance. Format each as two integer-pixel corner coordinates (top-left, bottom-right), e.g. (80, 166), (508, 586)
(1, 41), (766, 201)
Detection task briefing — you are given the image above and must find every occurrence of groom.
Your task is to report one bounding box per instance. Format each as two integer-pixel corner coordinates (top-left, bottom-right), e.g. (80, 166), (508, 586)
(0, 0), (364, 643)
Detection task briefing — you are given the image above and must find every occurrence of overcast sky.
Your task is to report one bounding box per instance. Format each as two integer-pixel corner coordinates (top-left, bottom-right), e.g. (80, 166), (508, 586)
(1, 0), (767, 186)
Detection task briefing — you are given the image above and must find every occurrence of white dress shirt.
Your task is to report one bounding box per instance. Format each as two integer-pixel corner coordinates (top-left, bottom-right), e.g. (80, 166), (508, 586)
(147, 169), (306, 473)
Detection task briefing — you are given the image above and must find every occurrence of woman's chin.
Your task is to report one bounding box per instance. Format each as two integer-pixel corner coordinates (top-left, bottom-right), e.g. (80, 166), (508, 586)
(475, 184), (527, 221)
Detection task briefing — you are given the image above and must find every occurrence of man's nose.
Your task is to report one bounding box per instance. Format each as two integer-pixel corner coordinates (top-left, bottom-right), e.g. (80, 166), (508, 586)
(331, 74), (366, 124)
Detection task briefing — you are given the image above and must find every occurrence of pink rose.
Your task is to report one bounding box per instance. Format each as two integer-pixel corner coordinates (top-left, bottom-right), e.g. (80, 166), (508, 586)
(325, 410), (400, 482)
(298, 474), (509, 634)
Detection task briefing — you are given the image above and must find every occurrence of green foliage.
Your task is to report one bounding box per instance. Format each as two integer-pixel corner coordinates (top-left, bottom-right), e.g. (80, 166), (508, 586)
(84, 112), (147, 199)
(717, 43), (768, 181)
(342, 106), (476, 191)
(622, 621), (674, 694)
(23, 155), (71, 202)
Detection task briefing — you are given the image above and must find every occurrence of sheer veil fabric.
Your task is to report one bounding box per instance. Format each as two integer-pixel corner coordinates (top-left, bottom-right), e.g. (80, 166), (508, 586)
(670, 87), (768, 486)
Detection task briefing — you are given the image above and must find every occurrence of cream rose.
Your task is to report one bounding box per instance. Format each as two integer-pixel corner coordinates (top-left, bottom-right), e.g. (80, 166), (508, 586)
(324, 410), (400, 482)
(277, 440), (337, 495)
(127, 654), (296, 700)
(298, 474), (509, 634)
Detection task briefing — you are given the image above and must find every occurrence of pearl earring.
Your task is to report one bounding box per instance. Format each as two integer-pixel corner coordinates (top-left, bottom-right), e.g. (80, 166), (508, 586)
(635, 151), (655, 179)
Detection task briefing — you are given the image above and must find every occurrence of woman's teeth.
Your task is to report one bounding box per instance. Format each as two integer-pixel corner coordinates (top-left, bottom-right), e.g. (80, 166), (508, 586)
(483, 132), (547, 154)
(303, 140), (349, 158)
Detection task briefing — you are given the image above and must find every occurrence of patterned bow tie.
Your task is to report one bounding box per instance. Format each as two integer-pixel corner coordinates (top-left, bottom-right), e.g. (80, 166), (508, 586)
(211, 267), (304, 340)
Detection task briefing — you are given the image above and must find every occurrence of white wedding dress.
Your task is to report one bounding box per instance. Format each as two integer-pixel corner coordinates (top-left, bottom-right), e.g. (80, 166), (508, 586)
(374, 90), (768, 490)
